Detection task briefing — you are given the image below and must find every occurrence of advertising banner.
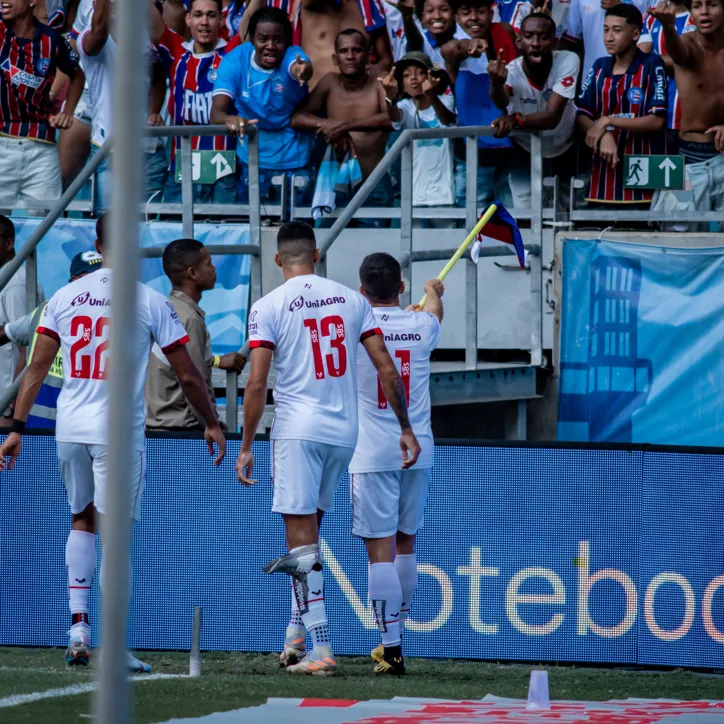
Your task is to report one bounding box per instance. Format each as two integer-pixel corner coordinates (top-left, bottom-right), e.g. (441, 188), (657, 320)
(1, 437), (723, 668)
(558, 238), (724, 445)
(13, 219), (251, 354)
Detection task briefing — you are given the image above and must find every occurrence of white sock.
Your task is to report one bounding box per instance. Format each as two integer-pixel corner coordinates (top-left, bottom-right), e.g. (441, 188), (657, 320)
(287, 579), (305, 636)
(293, 563), (330, 652)
(66, 530), (96, 621)
(395, 553), (418, 628)
(369, 562), (402, 647)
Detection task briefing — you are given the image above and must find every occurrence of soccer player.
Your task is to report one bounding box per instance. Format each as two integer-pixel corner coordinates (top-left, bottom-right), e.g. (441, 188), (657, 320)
(348, 254), (442, 676)
(236, 221), (420, 676)
(0, 216), (226, 671)
(576, 4), (667, 206)
(149, 0), (242, 204)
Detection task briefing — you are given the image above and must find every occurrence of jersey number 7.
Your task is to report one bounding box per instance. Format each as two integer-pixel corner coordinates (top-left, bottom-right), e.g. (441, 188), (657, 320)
(377, 349), (410, 409)
(70, 315), (110, 380)
(304, 316), (347, 379)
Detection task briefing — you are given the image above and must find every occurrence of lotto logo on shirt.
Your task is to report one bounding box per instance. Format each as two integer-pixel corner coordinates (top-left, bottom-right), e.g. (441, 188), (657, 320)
(1, 58), (43, 89)
(561, 75), (575, 88)
(183, 90), (214, 124)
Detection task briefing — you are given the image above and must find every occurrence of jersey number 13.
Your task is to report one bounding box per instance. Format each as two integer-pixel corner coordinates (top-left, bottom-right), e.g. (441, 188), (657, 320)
(304, 316), (347, 379)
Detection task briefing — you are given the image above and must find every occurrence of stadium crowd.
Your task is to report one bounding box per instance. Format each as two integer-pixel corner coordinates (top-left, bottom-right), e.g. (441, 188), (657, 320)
(0, 0), (723, 218)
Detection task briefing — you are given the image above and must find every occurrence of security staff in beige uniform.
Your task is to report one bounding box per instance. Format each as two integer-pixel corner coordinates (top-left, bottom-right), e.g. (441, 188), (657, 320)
(145, 238), (246, 430)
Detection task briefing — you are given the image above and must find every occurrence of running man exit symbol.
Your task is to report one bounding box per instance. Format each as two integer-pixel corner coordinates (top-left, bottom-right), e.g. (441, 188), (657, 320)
(624, 155), (684, 189)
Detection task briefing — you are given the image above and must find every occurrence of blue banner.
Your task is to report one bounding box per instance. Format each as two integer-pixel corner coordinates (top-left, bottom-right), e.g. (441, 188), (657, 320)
(13, 219), (251, 355)
(1, 436), (724, 668)
(558, 239), (724, 445)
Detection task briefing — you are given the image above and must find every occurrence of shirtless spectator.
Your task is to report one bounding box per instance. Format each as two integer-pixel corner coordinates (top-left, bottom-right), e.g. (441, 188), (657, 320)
(639, 0), (695, 135)
(292, 29), (393, 208)
(441, 0), (517, 209)
(489, 13), (579, 208)
(649, 0), (724, 222)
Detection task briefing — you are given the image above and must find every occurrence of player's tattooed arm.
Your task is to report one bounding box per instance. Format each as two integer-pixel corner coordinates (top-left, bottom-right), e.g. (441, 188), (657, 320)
(362, 335), (421, 469)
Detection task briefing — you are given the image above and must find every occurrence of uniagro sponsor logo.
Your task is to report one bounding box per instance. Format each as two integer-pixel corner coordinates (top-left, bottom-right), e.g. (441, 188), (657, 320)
(289, 295), (304, 312)
(70, 291), (110, 307)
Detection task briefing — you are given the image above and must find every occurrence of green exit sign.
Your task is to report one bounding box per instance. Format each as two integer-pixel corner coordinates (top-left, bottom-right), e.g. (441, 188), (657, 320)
(175, 150), (236, 185)
(624, 155), (684, 190)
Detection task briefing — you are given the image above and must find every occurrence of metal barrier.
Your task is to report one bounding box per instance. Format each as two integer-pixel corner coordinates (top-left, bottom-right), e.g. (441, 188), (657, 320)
(0, 123), (549, 430)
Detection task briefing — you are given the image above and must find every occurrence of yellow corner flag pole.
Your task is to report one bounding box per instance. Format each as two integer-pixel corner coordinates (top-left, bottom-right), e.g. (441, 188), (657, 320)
(418, 203), (498, 310)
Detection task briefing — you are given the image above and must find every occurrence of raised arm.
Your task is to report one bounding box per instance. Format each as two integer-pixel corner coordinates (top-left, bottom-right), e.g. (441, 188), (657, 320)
(166, 345), (226, 465)
(488, 48), (510, 111)
(239, 0), (266, 40)
(148, 0), (167, 46)
(378, 66), (403, 122)
(162, 0), (188, 36)
(649, 1), (695, 67)
(236, 346), (273, 485)
(362, 334), (421, 468)
(0, 333), (59, 471)
(441, 38), (488, 83)
(419, 279), (444, 322)
(82, 0), (111, 56)
(387, 0), (425, 52)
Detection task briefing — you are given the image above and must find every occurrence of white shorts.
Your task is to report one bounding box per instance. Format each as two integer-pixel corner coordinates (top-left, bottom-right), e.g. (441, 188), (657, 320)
(271, 439), (354, 515)
(57, 443), (146, 521)
(350, 468), (431, 539)
(0, 136), (61, 209)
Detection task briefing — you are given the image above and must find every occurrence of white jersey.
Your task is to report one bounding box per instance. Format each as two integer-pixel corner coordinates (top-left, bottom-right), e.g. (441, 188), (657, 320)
(77, 31), (115, 147)
(38, 269), (188, 451)
(349, 307), (441, 473)
(248, 274), (379, 448)
(505, 51), (579, 158)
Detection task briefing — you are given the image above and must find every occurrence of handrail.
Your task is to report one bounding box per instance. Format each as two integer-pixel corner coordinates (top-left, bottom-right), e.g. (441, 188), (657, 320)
(318, 125), (504, 260)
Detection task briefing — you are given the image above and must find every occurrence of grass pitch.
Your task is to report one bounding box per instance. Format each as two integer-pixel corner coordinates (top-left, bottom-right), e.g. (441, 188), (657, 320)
(1, 647), (723, 723)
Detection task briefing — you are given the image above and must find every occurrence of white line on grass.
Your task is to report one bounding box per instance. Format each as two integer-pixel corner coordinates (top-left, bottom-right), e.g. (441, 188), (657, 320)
(0, 673), (189, 709)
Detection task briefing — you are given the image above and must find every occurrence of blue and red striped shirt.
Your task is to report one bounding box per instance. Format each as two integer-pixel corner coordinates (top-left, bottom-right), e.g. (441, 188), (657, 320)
(577, 49), (667, 203)
(0, 18), (79, 142)
(640, 10), (695, 130)
(157, 27), (241, 170)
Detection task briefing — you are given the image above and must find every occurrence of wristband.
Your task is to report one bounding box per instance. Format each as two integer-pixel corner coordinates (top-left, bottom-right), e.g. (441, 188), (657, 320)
(9, 419), (25, 434)
(513, 112), (526, 129)
(212, 355), (221, 369)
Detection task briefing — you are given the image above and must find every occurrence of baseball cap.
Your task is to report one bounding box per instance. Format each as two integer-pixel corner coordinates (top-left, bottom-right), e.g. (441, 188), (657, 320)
(396, 51), (434, 72)
(69, 250), (103, 281)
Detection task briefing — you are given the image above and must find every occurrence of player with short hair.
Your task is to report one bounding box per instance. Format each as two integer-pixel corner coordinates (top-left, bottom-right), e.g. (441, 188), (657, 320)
(236, 221), (420, 676)
(349, 253), (442, 676)
(0, 215), (226, 671)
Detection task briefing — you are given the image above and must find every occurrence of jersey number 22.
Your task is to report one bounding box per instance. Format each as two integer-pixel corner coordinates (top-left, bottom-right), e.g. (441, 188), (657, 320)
(70, 316), (110, 380)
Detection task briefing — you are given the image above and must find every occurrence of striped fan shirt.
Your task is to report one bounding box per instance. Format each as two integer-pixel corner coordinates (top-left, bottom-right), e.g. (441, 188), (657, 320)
(0, 18), (80, 142)
(576, 49), (667, 203)
(157, 26), (241, 171)
(640, 10), (695, 130)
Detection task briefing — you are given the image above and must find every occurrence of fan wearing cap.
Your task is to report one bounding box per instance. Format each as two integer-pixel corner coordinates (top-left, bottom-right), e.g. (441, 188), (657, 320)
(0, 250), (103, 430)
(379, 52), (457, 215)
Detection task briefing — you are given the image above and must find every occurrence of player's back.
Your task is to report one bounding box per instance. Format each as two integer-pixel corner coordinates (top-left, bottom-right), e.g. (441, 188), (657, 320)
(248, 274), (380, 448)
(349, 307), (440, 473)
(38, 269), (187, 451)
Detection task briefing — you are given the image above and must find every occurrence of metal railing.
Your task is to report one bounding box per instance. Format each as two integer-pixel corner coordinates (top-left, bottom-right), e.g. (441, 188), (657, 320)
(317, 126), (545, 368)
(0, 124), (549, 430)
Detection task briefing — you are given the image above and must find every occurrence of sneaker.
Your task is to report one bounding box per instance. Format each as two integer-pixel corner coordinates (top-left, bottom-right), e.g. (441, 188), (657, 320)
(126, 652), (152, 673)
(264, 545), (318, 577)
(65, 623), (91, 667)
(370, 644), (384, 663)
(286, 649), (337, 676)
(374, 649), (405, 676)
(279, 628), (306, 668)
